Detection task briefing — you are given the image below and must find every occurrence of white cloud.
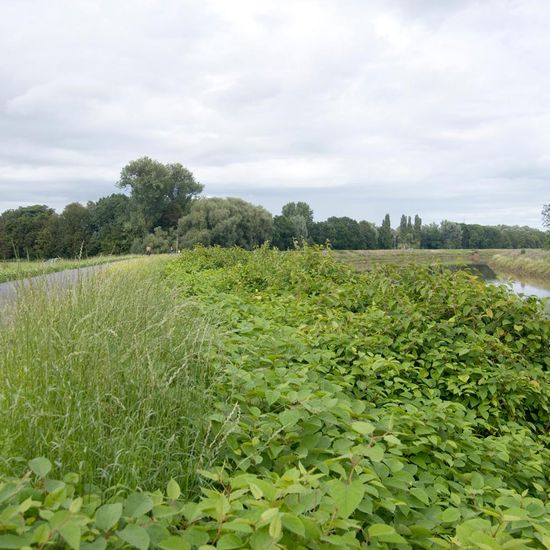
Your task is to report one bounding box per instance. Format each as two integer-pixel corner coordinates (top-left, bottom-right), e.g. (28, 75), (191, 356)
(0, 0), (548, 226)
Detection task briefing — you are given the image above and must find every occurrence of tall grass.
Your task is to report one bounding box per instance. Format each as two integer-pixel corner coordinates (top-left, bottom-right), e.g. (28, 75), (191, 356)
(489, 249), (550, 279)
(0, 258), (220, 495)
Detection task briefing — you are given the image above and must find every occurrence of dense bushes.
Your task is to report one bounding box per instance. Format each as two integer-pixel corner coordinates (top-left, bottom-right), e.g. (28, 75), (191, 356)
(1, 247), (548, 548)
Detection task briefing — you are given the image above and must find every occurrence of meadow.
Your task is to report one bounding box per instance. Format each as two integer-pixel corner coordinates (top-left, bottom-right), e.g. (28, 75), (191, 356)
(0, 256), (138, 284)
(0, 247), (549, 549)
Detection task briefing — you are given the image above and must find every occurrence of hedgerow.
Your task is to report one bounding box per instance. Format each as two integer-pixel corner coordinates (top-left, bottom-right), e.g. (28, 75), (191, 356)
(1, 246), (549, 549)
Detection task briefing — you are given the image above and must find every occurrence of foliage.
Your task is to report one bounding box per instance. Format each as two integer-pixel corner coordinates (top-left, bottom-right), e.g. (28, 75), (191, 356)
(543, 204), (550, 230)
(178, 197), (272, 250)
(0, 205), (57, 260)
(88, 194), (135, 255)
(1, 246), (549, 548)
(490, 249), (550, 279)
(118, 157), (203, 233)
(378, 214), (393, 249)
(272, 202), (314, 249)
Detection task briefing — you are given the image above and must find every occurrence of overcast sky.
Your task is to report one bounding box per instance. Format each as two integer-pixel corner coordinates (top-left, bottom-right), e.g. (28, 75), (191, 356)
(1, 0), (549, 227)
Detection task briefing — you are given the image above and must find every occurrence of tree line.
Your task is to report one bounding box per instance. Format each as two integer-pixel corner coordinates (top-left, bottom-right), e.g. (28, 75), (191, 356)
(0, 157), (548, 259)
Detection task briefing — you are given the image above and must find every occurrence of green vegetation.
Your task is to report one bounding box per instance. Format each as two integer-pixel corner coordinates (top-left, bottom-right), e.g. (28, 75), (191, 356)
(0, 256), (137, 284)
(332, 248), (499, 271)
(0, 258), (218, 493)
(334, 248), (550, 282)
(490, 249), (550, 280)
(1, 158), (548, 260)
(1, 246), (548, 548)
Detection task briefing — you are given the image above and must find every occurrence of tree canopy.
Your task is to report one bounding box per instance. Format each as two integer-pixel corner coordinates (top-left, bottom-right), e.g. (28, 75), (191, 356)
(118, 157), (203, 233)
(178, 197), (272, 250)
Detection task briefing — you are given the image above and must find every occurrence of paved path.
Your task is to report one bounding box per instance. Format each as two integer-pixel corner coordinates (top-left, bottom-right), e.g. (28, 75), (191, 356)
(0, 265), (106, 311)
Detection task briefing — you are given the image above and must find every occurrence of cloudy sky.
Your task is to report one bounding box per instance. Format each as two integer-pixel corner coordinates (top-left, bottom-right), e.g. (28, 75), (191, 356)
(1, 0), (549, 227)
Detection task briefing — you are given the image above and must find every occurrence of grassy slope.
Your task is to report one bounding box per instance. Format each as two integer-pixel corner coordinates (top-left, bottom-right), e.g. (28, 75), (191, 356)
(334, 248), (550, 280)
(489, 249), (550, 279)
(0, 255), (138, 284)
(0, 257), (220, 494)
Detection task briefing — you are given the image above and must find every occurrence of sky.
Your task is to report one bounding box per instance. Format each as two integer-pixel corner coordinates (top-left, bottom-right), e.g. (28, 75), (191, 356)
(0, 0), (549, 228)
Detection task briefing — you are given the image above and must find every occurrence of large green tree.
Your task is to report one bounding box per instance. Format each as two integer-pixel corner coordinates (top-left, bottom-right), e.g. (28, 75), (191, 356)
(88, 194), (134, 255)
(543, 204), (550, 229)
(178, 197), (272, 249)
(118, 157), (203, 233)
(0, 205), (57, 259)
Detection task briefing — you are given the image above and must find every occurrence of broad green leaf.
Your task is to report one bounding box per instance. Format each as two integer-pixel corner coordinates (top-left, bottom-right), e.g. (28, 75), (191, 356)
(351, 421), (374, 435)
(167, 479), (181, 500)
(365, 445), (384, 462)
(440, 508), (461, 523)
(0, 535), (29, 549)
(281, 514), (305, 537)
(81, 538), (107, 550)
(59, 520), (81, 550)
(95, 503), (123, 531)
(327, 479), (365, 519)
(28, 457), (52, 479)
(124, 493), (154, 518)
(117, 525), (150, 550)
(158, 536), (191, 550)
(216, 534), (243, 549)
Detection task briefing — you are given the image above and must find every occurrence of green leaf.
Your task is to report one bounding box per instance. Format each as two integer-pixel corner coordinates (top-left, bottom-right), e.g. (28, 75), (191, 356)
(365, 445), (384, 462)
(368, 523), (406, 543)
(124, 493), (154, 518)
(81, 538), (107, 550)
(410, 487), (430, 505)
(351, 421), (374, 435)
(59, 520), (81, 550)
(28, 457), (52, 479)
(327, 479), (365, 519)
(0, 535), (28, 549)
(281, 514), (305, 538)
(95, 503), (123, 531)
(217, 534), (243, 549)
(440, 507), (461, 523)
(117, 525), (150, 550)
(167, 479), (181, 500)
(158, 536), (191, 550)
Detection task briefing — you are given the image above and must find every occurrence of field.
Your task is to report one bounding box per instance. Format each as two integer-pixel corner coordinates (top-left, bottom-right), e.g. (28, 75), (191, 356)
(0, 256), (138, 284)
(0, 247), (549, 549)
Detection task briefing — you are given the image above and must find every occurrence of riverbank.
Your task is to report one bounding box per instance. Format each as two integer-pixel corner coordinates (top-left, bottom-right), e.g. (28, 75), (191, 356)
(488, 249), (550, 280)
(334, 248), (550, 281)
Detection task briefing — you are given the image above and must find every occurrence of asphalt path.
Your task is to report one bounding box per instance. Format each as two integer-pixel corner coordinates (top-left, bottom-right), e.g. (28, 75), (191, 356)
(0, 265), (105, 311)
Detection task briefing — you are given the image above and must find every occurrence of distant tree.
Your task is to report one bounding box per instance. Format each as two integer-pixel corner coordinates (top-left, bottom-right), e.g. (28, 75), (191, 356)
(178, 197), (272, 249)
(378, 214), (393, 249)
(358, 220), (378, 249)
(413, 215), (422, 246)
(281, 202), (314, 230)
(272, 215), (296, 249)
(440, 220), (463, 249)
(543, 204), (550, 229)
(118, 157), (203, 233)
(314, 217), (363, 249)
(421, 223), (443, 249)
(57, 203), (92, 257)
(88, 194), (134, 255)
(0, 205), (57, 259)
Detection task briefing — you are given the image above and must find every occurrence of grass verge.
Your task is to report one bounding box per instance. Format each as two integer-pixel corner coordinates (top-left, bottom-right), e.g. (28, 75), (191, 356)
(0, 257), (220, 494)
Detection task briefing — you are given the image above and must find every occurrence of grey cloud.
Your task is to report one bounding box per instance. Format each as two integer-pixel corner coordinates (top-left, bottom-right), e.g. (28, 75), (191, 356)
(0, 0), (548, 227)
